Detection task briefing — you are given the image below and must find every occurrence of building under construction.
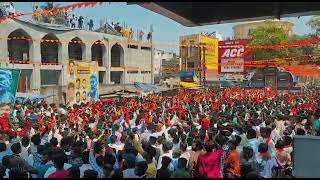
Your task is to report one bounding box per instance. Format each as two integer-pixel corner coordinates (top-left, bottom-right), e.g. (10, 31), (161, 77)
(179, 34), (219, 85)
(0, 18), (153, 104)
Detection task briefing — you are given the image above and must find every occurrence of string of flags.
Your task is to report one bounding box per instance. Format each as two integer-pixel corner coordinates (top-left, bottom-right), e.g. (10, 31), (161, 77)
(3, 35), (320, 50)
(0, 2), (105, 21)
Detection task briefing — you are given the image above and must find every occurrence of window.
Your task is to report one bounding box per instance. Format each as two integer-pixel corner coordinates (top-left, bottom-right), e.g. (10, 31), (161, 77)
(128, 44), (138, 49)
(127, 71), (138, 74)
(141, 46), (151, 51)
(141, 71), (151, 74)
(187, 62), (195, 68)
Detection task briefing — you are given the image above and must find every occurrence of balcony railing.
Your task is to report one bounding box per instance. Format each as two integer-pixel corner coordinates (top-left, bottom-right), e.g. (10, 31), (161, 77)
(41, 62), (59, 65)
(9, 59), (30, 64)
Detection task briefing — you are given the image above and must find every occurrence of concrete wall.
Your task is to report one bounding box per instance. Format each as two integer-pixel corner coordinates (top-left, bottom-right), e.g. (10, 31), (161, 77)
(0, 19), (153, 103)
(154, 49), (176, 75)
(126, 48), (152, 70)
(233, 20), (294, 39)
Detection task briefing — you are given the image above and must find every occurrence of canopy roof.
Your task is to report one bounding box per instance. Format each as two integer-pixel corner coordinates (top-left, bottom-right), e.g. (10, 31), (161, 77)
(129, 2), (320, 27)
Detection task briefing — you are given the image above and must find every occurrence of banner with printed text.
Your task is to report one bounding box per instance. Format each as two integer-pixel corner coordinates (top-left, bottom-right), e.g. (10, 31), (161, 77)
(0, 69), (20, 116)
(218, 39), (251, 74)
(65, 60), (99, 105)
(199, 35), (219, 72)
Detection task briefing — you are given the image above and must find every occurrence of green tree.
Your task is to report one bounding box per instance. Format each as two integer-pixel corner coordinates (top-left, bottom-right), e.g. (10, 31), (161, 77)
(249, 20), (290, 60)
(289, 34), (315, 55)
(306, 16), (320, 65)
(307, 16), (320, 36)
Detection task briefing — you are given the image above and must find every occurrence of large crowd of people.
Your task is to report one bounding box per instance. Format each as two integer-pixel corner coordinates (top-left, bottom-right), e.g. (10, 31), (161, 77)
(0, 86), (319, 178)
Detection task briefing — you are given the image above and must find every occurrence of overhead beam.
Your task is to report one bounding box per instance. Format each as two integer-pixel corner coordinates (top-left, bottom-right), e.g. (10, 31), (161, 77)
(129, 2), (320, 27)
(130, 2), (197, 26)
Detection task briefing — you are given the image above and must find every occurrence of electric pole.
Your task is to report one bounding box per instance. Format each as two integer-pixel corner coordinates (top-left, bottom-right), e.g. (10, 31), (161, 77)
(198, 44), (202, 86)
(150, 24), (154, 84)
(203, 46), (206, 86)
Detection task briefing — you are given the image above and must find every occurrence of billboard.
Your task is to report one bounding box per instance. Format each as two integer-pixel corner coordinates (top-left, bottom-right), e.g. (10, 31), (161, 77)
(66, 60), (99, 105)
(199, 35), (219, 74)
(218, 39), (251, 74)
(0, 69), (20, 116)
(179, 34), (219, 81)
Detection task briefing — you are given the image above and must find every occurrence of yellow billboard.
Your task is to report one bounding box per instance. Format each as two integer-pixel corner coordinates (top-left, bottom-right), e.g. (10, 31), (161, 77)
(199, 35), (219, 73)
(66, 60), (99, 105)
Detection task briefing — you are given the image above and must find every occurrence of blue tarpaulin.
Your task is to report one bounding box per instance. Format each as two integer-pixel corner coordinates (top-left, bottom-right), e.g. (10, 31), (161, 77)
(134, 82), (166, 93)
(16, 93), (55, 102)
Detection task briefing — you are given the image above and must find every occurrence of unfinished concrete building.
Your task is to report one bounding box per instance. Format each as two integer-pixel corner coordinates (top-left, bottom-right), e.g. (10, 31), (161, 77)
(0, 19), (153, 103)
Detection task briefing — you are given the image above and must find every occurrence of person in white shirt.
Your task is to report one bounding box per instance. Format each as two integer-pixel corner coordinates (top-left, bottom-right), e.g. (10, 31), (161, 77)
(271, 123), (281, 144)
(157, 141), (174, 170)
(48, 128), (63, 146)
(108, 135), (124, 154)
(20, 136), (33, 166)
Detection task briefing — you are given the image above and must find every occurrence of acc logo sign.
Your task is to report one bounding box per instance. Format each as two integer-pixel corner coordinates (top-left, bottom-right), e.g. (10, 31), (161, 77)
(221, 48), (244, 58)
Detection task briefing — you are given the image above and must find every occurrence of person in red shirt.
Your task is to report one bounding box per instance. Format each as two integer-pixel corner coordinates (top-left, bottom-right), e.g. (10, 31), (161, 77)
(201, 114), (210, 131)
(224, 140), (241, 178)
(48, 153), (69, 178)
(198, 139), (225, 178)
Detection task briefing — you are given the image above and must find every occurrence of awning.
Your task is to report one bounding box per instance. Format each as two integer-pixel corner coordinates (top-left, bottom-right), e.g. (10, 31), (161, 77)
(179, 81), (201, 88)
(130, 2), (320, 27)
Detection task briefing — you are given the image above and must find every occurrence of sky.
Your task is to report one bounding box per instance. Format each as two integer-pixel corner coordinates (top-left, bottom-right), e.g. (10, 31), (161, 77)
(14, 2), (315, 53)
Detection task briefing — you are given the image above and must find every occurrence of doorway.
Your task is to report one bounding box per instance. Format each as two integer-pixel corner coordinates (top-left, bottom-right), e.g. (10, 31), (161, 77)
(265, 75), (277, 87)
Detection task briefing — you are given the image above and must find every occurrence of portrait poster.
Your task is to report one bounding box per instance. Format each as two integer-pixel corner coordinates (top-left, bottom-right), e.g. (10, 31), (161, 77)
(66, 60), (99, 105)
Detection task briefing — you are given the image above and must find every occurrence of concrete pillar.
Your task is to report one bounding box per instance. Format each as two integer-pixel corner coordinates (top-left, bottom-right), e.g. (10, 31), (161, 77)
(84, 44), (91, 62)
(30, 41), (41, 64)
(123, 70), (127, 84)
(29, 41), (41, 90)
(122, 70), (126, 84)
(0, 40), (8, 62)
(102, 44), (108, 67)
(102, 43), (108, 84)
(31, 66), (41, 90)
(59, 43), (68, 65)
(106, 41), (111, 84)
(59, 43), (69, 86)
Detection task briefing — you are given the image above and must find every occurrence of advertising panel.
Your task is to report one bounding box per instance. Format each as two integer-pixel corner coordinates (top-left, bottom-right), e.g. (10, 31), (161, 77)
(66, 60), (99, 105)
(221, 58), (244, 73)
(200, 35), (219, 74)
(218, 39), (251, 74)
(0, 69), (20, 116)
(178, 70), (196, 82)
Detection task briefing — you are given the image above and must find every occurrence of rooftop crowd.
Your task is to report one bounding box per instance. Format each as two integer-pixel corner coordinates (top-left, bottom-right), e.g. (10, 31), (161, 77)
(0, 86), (319, 178)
